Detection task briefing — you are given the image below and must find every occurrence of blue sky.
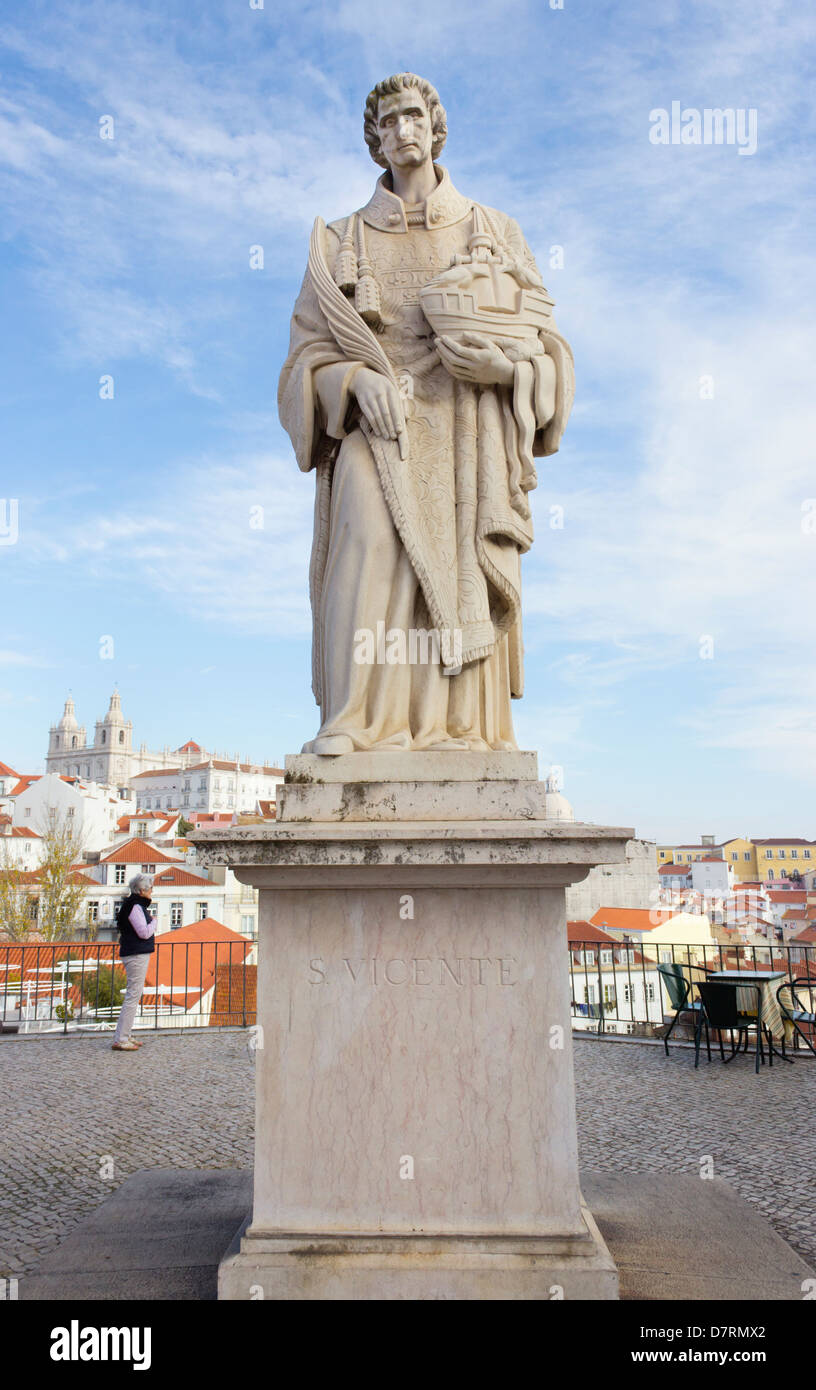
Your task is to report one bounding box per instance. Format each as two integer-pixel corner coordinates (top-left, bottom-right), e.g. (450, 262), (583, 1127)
(1, 0), (814, 841)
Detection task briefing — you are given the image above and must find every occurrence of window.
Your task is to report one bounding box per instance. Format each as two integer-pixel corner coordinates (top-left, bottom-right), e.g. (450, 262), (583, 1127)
(199, 779), (206, 790)
(659, 851), (666, 859)
(170, 902), (183, 927)
(623, 983), (632, 1003)
(71, 735), (77, 748)
(196, 902), (208, 920)
(227, 796), (234, 807)
(768, 869), (774, 880)
(791, 850), (799, 859)
(119, 730), (124, 744)
(805, 850), (812, 860)
(659, 950), (672, 964)
(781, 870), (788, 879)
(603, 985), (615, 1004)
(87, 901), (99, 923)
(67, 807), (75, 817)
(28, 898), (39, 920)
(114, 864), (126, 884)
(183, 793), (189, 807)
(101, 730), (106, 744)
(241, 914), (255, 934)
(645, 983), (655, 1003)
(731, 852), (738, 861)
(582, 950), (595, 965)
(54, 736), (59, 749)
(765, 850), (773, 859)
(744, 852), (751, 861)
(778, 850), (786, 859)
(141, 863), (156, 874)
(184, 780), (191, 791)
(583, 986), (596, 1005)
(24, 807), (31, 817)
(600, 950), (613, 966)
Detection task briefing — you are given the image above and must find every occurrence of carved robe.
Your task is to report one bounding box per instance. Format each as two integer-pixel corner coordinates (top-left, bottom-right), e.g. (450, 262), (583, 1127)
(278, 166), (574, 752)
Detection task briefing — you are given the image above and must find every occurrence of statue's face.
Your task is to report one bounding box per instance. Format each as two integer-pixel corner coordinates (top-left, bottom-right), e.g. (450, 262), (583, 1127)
(376, 88), (433, 173)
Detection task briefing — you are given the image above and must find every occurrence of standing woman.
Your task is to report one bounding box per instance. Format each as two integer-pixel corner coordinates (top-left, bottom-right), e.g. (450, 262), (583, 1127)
(111, 872), (156, 1052)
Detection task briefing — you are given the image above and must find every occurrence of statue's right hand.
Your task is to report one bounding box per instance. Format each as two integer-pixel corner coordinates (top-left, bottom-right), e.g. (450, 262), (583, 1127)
(353, 368), (407, 456)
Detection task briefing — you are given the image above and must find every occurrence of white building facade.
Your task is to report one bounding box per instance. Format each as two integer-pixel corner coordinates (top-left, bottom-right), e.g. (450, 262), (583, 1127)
(130, 760), (284, 815)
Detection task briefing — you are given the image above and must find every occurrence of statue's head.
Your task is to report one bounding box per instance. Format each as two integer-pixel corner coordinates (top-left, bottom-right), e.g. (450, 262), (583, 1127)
(363, 72), (447, 174)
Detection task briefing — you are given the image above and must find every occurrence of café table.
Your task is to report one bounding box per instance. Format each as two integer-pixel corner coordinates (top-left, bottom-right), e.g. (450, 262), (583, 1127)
(707, 970), (794, 1059)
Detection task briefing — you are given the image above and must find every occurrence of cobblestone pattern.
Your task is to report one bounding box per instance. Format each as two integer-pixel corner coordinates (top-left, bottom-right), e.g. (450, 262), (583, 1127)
(1, 1031), (814, 1282)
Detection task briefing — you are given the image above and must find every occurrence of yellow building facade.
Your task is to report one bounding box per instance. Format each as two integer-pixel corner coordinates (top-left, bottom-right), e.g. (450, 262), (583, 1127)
(655, 837), (814, 883)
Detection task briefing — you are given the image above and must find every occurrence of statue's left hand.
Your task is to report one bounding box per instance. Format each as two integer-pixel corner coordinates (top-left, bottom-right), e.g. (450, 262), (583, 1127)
(435, 333), (515, 387)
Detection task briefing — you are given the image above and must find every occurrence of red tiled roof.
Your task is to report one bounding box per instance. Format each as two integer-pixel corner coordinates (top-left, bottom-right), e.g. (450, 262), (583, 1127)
(590, 907), (676, 933)
(659, 864), (690, 875)
(152, 867), (212, 888)
(97, 838), (179, 865)
(145, 920), (253, 1007)
(566, 921), (615, 943)
(8, 776), (40, 796)
(768, 890), (807, 902)
(130, 768), (182, 780)
(0, 760), (21, 778)
(753, 838), (814, 846)
(176, 741), (202, 753)
(10, 826), (40, 838)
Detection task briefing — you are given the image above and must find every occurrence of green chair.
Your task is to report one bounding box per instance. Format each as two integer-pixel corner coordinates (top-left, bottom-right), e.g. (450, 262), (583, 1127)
(658, 962), (708, 1056)
(776, 973), (816, 1056)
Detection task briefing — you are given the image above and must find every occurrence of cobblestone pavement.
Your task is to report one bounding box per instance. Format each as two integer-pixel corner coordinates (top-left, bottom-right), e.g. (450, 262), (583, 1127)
(2, 1031), (814, 1282)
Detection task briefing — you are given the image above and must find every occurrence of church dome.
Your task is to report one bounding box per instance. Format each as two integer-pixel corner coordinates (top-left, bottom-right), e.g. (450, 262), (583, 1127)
(103, 689), (124, 724)
(57, 695), (79, 732)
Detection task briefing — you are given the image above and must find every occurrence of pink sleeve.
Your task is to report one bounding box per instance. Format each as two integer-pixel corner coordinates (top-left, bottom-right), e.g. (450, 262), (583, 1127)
(128, 904), (155, 939)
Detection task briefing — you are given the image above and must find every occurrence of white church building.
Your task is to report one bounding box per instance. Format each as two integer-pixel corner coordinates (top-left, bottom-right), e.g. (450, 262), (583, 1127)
(45, 692), (278, 807)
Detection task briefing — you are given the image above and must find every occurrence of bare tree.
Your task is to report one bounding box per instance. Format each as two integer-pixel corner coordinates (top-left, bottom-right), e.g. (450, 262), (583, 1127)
(0, 808), (87, 943)
(35, 807), (88, 941)
(0, 852), (37, 942)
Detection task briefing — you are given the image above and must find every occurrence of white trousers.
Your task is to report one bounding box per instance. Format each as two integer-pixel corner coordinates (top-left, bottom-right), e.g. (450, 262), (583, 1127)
(113, 952), (151, 1043)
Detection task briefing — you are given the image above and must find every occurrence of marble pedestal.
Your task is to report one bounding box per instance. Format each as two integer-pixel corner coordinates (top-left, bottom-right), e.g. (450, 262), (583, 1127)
(193, 753), (633, 1300)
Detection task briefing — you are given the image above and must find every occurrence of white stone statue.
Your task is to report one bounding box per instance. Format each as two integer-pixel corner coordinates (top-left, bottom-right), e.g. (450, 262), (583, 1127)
(279, 72), (574, 755)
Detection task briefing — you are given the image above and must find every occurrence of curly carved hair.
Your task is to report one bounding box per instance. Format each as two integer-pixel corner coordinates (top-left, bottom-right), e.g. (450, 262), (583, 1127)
(363, 72), (447, 169)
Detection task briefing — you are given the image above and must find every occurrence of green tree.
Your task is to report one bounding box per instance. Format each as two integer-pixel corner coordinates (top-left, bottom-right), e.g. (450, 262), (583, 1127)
(72, 962), (127, 1016)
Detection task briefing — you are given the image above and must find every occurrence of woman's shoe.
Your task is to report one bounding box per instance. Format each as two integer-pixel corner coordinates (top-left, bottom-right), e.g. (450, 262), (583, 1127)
(111, 1041), (139, 1051)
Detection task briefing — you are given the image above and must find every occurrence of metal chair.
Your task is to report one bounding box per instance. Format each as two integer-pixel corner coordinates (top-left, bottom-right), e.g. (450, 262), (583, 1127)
(695, 981), (766, 1074)
(658, 962), (709, 1056)
(776, 973), (816, 1056)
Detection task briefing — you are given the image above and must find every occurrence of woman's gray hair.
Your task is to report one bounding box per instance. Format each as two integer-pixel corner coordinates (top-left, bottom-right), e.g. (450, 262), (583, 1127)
(129, 873), (154, 894)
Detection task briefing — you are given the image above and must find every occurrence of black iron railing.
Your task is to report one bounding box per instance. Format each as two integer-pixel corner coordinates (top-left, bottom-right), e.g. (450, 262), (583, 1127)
(0, 937), (256, 1033)
(1, 935), (813, 1043)
(568, 938), (816, 1040)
